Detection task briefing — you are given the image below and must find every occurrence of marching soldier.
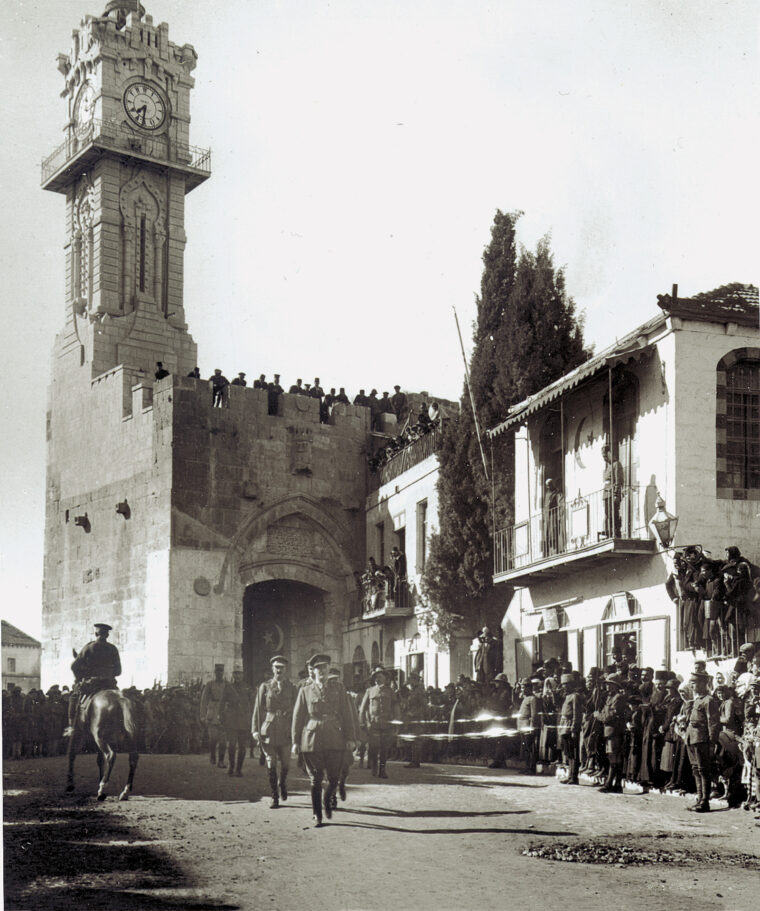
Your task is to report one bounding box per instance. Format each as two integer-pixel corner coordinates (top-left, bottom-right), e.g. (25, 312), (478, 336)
(292, 654), (356, 827)
(685, 665), (720, 812)
(221, 667), (255, 777)
(558, 672), (584, 784)
(252, 655), (297, 808)
(200, 664), (229, 768)
(360, 665), (399, 779)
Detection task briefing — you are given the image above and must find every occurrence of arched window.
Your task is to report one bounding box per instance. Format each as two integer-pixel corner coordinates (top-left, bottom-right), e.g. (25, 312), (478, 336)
(717, 349), (760, 497)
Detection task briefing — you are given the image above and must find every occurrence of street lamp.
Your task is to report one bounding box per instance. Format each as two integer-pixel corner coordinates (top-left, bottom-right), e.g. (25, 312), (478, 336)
(648, 496), (679, 548)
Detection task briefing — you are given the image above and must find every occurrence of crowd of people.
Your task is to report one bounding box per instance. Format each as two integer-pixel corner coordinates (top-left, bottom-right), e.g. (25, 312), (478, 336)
(366, 400), (443, 473)
(7, 642), (759, 825)
(168, 365), (417, 427)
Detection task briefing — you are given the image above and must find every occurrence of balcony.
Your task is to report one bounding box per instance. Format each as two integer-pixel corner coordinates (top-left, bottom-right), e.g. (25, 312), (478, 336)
(368, 426), (441, 490)
(361, 579), (415, 621)
(41, 119), (211, 193)
(493, 486), (656, 585)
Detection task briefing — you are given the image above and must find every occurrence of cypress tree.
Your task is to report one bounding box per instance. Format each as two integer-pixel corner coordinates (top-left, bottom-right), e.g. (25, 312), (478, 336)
(421, 211), (591, 641)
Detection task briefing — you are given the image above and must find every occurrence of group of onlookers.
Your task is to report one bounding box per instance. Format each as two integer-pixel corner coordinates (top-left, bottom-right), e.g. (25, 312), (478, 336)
(367, 401), (443, 472)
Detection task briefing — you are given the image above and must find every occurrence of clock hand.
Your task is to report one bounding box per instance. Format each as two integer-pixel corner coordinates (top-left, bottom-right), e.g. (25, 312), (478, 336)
(135, 104), (147, 125)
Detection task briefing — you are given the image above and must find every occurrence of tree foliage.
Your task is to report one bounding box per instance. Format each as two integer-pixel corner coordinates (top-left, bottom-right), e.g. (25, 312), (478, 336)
(420, 210), (591, 639)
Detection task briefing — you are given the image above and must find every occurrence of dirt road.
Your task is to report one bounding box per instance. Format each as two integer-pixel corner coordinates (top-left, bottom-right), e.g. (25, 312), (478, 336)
(4, 753), (759, 911)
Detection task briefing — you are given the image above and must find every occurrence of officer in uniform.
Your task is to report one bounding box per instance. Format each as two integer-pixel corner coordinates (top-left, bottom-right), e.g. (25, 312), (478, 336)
(685, 665), (720, 812)
(360, 665), (399, 779)
(558, 672), (584, 784)
(65, 622), (122, 736)
(292, 654), (356, 827)
(252, 655), (297, 808)
(200, 664), (229, 768)
(221, 667), (255, 777)
(595, 672), (630, 793)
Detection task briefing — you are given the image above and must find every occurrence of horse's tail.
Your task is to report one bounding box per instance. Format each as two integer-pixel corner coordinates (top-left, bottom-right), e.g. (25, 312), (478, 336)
(119, 694), (136, 738)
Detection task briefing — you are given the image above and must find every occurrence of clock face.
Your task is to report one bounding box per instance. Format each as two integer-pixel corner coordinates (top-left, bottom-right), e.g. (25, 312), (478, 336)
(74, 81), (97, 135)
(123, 82), (167, 131)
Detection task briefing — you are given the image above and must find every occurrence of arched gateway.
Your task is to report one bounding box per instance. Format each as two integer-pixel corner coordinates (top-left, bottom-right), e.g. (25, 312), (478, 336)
(227, 495), (360, 685)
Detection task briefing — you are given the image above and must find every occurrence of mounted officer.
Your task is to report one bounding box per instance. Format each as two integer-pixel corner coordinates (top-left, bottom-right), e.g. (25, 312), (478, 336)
(64, 622), (122, 736)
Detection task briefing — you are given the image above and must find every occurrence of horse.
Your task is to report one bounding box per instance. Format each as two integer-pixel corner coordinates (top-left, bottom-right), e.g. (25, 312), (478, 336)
(66, 687), (139, 801)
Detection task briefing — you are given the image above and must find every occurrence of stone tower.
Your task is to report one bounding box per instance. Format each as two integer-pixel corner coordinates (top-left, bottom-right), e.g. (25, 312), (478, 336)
(42, 3), (370, 689)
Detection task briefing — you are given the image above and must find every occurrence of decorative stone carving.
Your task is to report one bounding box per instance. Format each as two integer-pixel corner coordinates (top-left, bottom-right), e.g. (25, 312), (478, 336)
(290, 427), (313, 475)
(266, 525), (315, 558)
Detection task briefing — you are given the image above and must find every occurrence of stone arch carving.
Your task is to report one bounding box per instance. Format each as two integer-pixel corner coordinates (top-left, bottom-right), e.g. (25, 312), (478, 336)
(119, 173), (166, 312)
(716, 347), (760, 499)
(73, 177), (96, 316)
(215, 494), (358, 597)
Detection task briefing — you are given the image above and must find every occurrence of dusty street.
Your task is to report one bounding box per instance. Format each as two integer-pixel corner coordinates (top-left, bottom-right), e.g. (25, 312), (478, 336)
(3, 753), (759, 911)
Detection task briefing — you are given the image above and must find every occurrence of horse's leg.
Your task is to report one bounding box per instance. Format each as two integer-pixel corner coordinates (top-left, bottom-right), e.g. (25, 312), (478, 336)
(95, 737), (116, 801)
(119, 743), (139, 801)
(65, 730), (79, 793)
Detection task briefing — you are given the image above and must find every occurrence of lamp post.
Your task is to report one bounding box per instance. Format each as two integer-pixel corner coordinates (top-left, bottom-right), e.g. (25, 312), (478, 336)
(648, 496), (679, 548)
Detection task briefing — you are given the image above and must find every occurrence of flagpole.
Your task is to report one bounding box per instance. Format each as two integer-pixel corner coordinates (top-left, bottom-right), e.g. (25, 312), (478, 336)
(453, 306), (489, 482)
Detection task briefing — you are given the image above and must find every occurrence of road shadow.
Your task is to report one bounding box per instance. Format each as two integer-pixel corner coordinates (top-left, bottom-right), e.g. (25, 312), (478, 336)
(350, 805), (530, 818)
(325, 820), (577, 836)
(3, 791), (239, 911)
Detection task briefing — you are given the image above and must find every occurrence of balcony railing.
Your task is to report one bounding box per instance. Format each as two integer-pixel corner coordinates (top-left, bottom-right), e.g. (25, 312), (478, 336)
(494, 485), (651, 577)
(41, 118), (211, 186)
(369, 427), (441, 489)
(361, 578), (415, 620)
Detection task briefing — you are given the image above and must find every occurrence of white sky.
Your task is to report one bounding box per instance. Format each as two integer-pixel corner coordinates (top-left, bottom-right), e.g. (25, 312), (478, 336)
(0, 0), (757, 640)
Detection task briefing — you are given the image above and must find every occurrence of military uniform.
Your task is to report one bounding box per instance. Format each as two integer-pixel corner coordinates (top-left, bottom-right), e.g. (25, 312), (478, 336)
(200, 669), (229, 767)
(685, 682), (720, 811)
(517, 682), (543, 774)
(558, 676), (584, 784)
(221, 675), (255, 776)
(67, 623), (122, 733)
(595, 675), (630, 792)
(253, 668), (297, 805)
(292, 661), (356, 825)
(360, 671), (399, 778)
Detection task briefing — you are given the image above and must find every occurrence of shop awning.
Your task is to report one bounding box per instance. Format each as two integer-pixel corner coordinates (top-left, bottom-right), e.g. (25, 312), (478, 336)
(488, 317), (664, 437)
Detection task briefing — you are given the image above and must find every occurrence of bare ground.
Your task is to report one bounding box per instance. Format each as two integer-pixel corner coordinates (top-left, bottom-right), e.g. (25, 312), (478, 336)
(3, 753), (759, 911)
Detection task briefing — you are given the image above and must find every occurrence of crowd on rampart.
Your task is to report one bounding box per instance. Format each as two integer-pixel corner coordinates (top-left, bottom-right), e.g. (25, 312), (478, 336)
(367, 401), (443, 473)
(167, 364), (422, 428)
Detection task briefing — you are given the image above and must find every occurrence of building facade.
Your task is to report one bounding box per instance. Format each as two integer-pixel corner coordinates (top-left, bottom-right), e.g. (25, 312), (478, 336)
(490, 286), (760, 684)
(2, 622), (42, 693)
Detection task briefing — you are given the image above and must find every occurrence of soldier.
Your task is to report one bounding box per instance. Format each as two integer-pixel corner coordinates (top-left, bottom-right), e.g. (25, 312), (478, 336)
(558, 672), (584, 784)
(230, 372), (247, 387)
(685, 665), (721, 812)
(360, 665), (399, 779)
(253, 373), (267, 389)
(289, 378), (305, 395)
(267, 374), (283, 415)
(310, 378), (324, 399)
(595, 672), (630, 793)
(221, 667), (255, 777)
(517, 678), (543, 774)
(252, 656), (297, 808)
(199, 664), (229, 768)
(329, 668), (360, 809)
(292, 654), (356, 827)
(65, 622), (122, 736)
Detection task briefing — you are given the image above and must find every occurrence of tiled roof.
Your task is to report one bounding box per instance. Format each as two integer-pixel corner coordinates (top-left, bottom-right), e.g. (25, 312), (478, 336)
(1, 620), (41, 648)
(657, 283), (759, 327)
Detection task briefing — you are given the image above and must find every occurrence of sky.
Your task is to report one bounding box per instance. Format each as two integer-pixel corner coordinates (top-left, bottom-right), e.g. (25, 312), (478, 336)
(0, 0), (757, 640)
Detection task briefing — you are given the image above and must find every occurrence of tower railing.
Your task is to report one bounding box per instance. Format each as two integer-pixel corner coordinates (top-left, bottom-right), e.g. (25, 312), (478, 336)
(41, 119), (212, 184)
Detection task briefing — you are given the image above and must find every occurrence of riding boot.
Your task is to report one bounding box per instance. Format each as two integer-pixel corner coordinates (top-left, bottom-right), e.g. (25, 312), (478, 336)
(279, 772), (288, 801)
(268, 767), (279, 808)
(598, 766), (615, 792)
(695, 773), (711, 812)
(217, 743), (226, 768)
(687, 774), (703, 810)
(311, 784), (323, 825)
(227, 748), (235, 776)
(338, 775), (347, 801)
(324, 782), (337, 818)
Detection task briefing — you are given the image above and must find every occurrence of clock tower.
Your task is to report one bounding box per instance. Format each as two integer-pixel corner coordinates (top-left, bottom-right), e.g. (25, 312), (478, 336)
(43, 0), (209, 379)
